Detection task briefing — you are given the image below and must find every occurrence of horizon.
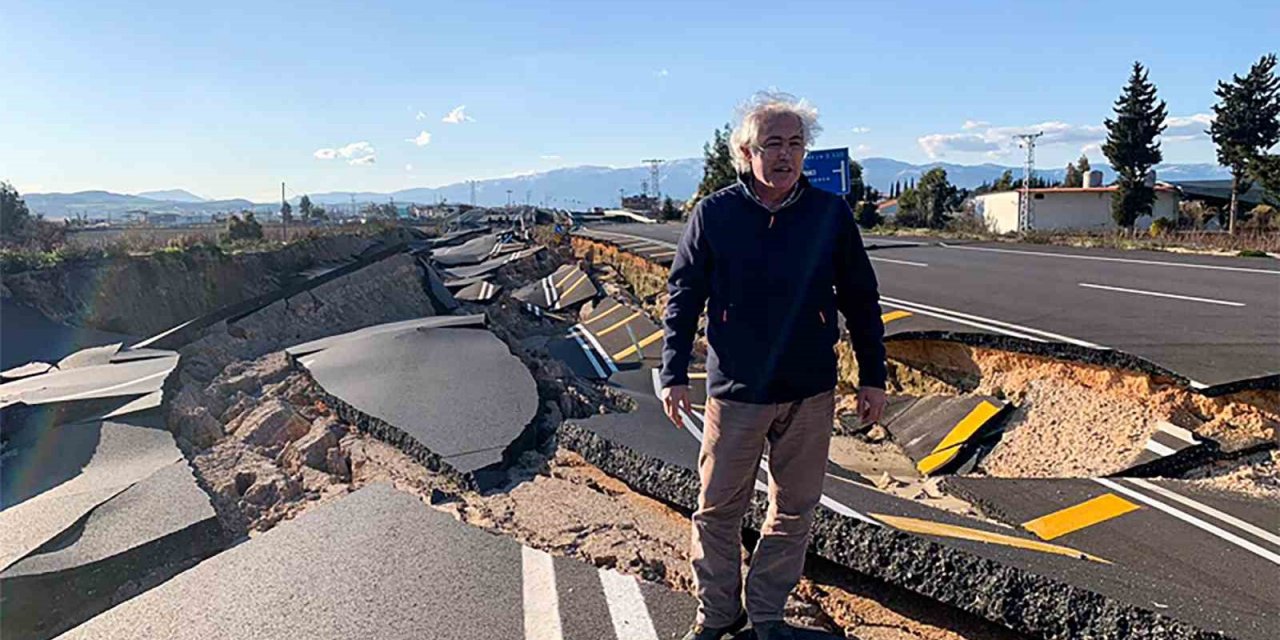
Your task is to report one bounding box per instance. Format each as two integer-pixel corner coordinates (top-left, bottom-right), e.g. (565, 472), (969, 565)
(2, 0), (1276, 201)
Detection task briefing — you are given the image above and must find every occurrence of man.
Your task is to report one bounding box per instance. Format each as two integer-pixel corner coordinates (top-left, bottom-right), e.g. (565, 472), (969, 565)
(661, 92), (887, 640)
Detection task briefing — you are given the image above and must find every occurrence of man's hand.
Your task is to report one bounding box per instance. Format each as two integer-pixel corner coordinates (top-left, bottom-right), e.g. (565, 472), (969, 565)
(857, 386), (886, 426)
(661, 385), (692, 428)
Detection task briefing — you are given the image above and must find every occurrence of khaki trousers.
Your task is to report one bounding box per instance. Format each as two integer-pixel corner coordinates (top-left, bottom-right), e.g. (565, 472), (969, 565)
(690, 389), (835, 626)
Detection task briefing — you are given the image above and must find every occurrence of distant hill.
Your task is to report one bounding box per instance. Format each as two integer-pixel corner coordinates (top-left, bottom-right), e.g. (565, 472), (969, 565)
(25, 157), (1231, 218)
(24, 191), (259, 219)
(135, 189), (206, 202)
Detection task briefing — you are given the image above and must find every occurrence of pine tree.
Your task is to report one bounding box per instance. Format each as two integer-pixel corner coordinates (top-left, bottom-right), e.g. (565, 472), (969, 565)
(1209, 53), (1280, 234)
(694, 124), (736, 203)
(1102, 61), (1168, 229)
(299, 195), (313, 222)
(1077, 154), (1092, 181)
(993, 170), (1014, 192)
(1063, 163), (1083, 188)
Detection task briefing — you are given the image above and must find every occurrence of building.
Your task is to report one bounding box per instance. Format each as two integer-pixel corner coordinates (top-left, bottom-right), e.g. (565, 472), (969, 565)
(973, 180), (1180, 233)
(621, 194), (658, 213)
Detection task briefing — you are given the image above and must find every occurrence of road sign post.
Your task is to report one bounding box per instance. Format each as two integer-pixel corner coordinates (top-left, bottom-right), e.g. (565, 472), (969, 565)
(803, 147), (850, 196)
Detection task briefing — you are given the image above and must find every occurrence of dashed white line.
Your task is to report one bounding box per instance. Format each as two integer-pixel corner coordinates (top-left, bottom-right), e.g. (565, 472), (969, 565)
(1125, 478), (1280, 548)
(569, 328), (608, 379)
(598, 568), (660, 640)
(1094, 478), (1280, 566)
(1078, 283), (1246, 307)
(870, 257), (929, 268)
(522, 546), (564, 640)
(943, 244), (1280, 275)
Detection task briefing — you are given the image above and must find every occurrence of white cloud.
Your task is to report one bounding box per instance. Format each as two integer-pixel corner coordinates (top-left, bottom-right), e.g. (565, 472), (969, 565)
(405, 164), (413, 172)
(656, 68), (669, 77)
(406, 131), (432, 146)
(348, 155), (376, 166)
(442, 105), (474, 124)
(919, 120), (1105, 159)
(314, 141), (375, 163)
(415, 111), (428, 121)
(1080, 143), (1103, 157)
(540, 154), (562, 160)
(1164, 113), (1213, 143)
(854, 144), (872, 155)
(851, 127), (871, 134)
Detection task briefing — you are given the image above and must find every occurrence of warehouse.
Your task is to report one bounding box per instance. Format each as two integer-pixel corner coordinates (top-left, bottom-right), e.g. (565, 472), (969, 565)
(974, 173), (1179, 233)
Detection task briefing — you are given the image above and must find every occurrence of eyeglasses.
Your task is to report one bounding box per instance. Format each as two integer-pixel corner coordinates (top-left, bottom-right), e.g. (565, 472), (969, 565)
(755, 141), (806, 156)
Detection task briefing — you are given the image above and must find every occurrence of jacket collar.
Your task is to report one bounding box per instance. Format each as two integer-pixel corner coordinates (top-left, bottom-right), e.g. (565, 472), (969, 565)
(737, 173), (808, 212)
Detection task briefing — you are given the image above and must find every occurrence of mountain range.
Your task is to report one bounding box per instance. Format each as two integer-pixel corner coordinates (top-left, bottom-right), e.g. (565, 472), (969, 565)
(23, 158), (1231, 219)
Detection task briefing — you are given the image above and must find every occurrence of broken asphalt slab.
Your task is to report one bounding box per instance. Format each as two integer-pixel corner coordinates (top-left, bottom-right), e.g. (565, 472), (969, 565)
(294, 319), (538, 485)
(60, 483), (700, 640)
(1, 412), (224, 639)
(429, 233), (501, 266)
(0, 354), (178, 411)
(875, 395), (1010, 476)
(513, 264), (597, 312)
(558, 382), (1267, 639)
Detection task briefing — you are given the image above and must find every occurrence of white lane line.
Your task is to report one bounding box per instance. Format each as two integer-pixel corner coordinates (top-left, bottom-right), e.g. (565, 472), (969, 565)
(881, 295), (1104, 348)
(870, 257), (929, 268)
(569, 328), (608, 379)
(1125, 478), (1280, 549)
(33, 369), (172, 405)
(522, 547), (564, 640)
(1144, 440), (1180, 457)
(944, 244), (1280, 275)
(1094, 478), (1280, 566)
(575, 324), (619, 374)
(880, 300), (1047, 343)
(1078, 283), (1246, 308)
(598, 568), (660, 640)
(1155, 421), (1199, 446)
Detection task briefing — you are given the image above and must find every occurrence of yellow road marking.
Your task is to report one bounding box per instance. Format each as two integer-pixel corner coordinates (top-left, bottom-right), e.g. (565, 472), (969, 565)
(612, 329), (663, 360)
(916, 400), (1003, 476)
(872, 514), (1111, 564)
(688, 372), (707, 380)
(558, 273), (589, 306)
(554, 267), (579, 290)
(1022, 493), (1141, 541)
(597, 311), (643, 337)
(583, 303), (627, 326)
(882, 310), (913, 323)
(692, 403), (705, 410)
(650, 250), (676, 258)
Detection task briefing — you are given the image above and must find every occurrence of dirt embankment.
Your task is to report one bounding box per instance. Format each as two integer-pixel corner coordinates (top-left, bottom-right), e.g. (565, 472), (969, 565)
(1, 229), (423, 336)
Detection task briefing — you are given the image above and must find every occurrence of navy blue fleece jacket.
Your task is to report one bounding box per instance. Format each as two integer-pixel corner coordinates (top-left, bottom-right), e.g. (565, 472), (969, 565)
(659, 177), (887, 404)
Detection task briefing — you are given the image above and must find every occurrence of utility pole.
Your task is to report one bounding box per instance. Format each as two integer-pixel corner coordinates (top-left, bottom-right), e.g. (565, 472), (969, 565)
(1014, 132), (1043, 232)
(643, 159), (663, 216)
(350, 194), (356, 218)
(281, 181), (288, 242)
(469, 180), (476, 206)
(506, 189), (513, 208)
(618, 187), (625, 208)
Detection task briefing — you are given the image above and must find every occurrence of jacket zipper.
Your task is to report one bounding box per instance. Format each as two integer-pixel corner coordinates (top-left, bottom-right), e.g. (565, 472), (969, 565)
(768, 214), (775, 229)
(818, 310), (826, 325)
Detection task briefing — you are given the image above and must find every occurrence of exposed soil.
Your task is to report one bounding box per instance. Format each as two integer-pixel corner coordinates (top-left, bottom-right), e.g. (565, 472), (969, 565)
(889, 340), (1278, 477)
(1175, 449), (1280, 501)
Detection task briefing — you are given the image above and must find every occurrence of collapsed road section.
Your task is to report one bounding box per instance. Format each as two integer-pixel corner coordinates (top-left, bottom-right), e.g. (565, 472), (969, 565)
(567, 227), (1279, 640)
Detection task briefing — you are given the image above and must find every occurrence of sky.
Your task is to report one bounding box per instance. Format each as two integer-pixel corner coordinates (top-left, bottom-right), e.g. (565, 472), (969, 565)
(2, 0), (1276, 202)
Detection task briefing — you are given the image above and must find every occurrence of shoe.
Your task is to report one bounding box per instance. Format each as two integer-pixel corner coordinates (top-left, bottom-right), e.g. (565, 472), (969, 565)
(752, 620), (795, 640)
(681, 611), (748, 640)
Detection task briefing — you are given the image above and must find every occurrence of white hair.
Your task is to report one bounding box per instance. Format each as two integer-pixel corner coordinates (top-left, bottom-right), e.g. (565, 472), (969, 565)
(729, 91), (822, 173)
